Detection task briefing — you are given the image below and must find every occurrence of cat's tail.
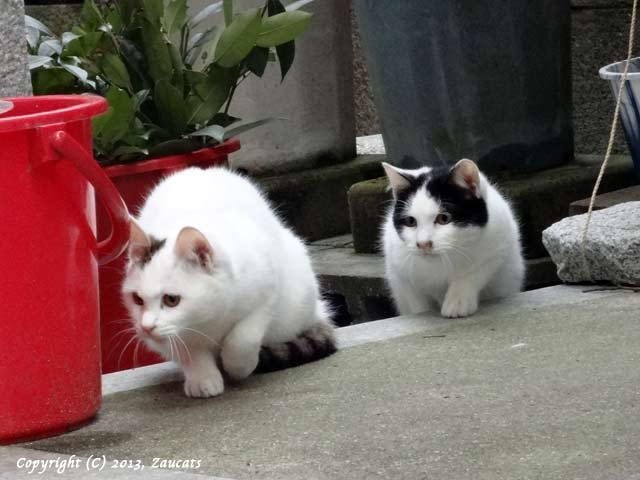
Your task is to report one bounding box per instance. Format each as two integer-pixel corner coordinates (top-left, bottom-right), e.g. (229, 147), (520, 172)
(254, 303), (337, 374)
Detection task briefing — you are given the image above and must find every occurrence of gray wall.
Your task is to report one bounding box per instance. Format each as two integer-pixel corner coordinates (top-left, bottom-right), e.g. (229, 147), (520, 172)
(351, 0), (633, 156)
(1, 0), (32, 97)
(22, 0), (635, 157)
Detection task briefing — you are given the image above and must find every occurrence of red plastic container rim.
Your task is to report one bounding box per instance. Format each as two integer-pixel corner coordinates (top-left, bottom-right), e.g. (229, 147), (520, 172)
(0, 95), (107, 133)
(102, 138), (241, 178)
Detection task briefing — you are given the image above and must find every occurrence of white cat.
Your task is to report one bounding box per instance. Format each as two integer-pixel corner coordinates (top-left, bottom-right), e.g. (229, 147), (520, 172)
(382, 159), (524, 318)
(122, 167), (336, 398)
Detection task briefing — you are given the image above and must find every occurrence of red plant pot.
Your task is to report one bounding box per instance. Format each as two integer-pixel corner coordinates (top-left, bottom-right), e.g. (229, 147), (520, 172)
(97, 139), (240, 373)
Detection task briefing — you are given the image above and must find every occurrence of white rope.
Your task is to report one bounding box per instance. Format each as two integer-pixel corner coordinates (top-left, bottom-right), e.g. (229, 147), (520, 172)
(580, 0), (639, 281)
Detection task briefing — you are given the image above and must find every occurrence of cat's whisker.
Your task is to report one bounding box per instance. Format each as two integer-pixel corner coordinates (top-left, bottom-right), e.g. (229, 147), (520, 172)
(174, 334), (192, 364)
(117, 334), (139, 371)
(168, 336), (176, 363)
(104, 328), (138, 364)
(133, 338), (142, 369)
(181, 327), (219, 347)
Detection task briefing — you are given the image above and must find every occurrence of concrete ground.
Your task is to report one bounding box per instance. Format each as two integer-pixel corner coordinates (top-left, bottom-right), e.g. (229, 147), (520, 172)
(3, 286), (640, 480)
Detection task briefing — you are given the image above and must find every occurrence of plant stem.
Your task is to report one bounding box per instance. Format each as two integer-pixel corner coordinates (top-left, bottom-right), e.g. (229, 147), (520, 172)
(223, 69), (249, 115)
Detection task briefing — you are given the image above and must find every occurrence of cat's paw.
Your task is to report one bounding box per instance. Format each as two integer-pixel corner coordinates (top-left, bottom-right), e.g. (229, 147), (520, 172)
(441, 287), (478, 318)
(183, 371), (224, 398)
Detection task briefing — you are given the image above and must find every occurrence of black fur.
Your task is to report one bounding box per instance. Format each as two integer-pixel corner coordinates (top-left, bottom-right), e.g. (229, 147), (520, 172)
(139, 237), (166, 266)
(254, 324), (337, 374)
(392, 167), (487, 237)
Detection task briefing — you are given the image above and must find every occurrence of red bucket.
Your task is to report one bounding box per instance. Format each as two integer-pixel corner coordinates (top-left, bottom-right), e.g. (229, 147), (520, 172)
(0, 95), (130, 444)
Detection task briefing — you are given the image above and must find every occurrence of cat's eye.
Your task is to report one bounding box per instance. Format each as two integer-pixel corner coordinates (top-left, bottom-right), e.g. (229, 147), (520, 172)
(435, 212), (452, 225)
(162, 294), (181, 308)
(403, 216), (417, 227)
(132, 293), (144, 306)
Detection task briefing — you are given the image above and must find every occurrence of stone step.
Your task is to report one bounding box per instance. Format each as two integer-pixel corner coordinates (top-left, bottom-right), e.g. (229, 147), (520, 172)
(310, 235), (560, 325)
(569, 184), (640, 215)
(347, 154), (637, 256)
(17, 286), (640, 480)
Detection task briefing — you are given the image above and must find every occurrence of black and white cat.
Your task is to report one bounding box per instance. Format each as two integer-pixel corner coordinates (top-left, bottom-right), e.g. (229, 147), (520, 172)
(382, 159), (524, 318)
(122, 167), (336, 398)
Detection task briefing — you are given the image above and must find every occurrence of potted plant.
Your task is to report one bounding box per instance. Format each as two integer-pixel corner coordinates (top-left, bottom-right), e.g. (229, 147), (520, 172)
(26, 0), (313, 372)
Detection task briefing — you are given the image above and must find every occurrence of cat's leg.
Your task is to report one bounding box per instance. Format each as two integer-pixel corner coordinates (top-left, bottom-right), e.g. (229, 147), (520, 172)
(389, 275), (431, 315)
(181, 348), (224, 398)
(441, 259), (502, 318)
(221, 307), (270, 381)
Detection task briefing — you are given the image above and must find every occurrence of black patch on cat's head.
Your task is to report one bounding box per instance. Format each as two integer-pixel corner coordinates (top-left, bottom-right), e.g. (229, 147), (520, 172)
(391, 173), (429, 235)
(138, 237), (166, 266)
(391, 167), (488, 236)
(426, 167), (488, 227)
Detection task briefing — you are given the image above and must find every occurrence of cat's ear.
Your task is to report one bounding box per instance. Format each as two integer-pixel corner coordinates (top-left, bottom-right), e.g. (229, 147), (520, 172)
(451, 159), (481, 197)
(128, 218), (151, 263)
(174, 227), (214, 272)
(382, 162), (411, 195)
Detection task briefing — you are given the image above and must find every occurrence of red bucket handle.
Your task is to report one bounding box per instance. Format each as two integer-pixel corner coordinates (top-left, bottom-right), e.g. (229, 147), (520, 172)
(47, 130), (130, 265)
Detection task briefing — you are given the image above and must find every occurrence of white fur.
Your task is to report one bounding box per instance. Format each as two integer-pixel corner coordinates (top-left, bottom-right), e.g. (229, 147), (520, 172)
(122, 167), (330, 397)
(382, 164), (524, 318)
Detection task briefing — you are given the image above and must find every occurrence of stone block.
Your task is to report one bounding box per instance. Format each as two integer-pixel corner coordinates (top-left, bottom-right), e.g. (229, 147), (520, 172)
(542, 202), (640, 285)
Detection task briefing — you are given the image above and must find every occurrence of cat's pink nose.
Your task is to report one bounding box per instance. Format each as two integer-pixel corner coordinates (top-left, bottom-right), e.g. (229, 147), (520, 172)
(141, 324), (156, 335)
(416, 241), (433, 252)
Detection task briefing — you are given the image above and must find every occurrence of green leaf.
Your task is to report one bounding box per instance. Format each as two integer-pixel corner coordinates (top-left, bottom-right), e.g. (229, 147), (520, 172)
(100, 53), (132, 91)
(80, 0), (104, 30)
(132, 89), (150, 111)
(276, 40), (294, 80)
(223, 117), (275, 140)
(25, 15), (53, 36)
(37, 39), (62, 57)
(142, 0), (164, 26)
(210, 112), (239, 127)
(61, 32), (80, 46)
(169, 42), (184, 92)
(190, 2), (222, 30)
(214, 9), (262, 68)
(60, 62), (96, 89)
(92, 87), (135, 150)
(163, 0), (188, 35)
(146, 138), (204, 158)
(267, 0), (285, 16)
(26, 27), (40, 51)
(245, 46), (269, 77)
(62, 32), (104, 58)
(285, 0), (314, 11)
(185, 66), (234, 125)
(31, 68), (77, 94)
(154, 79), (187, 136)
(141, 20), (174, 81)
(106, 9), (123, 33)
(223, 0), (233, 26)
(186, 26), (219, 66)
(28, 55), (53, 70)
(188, 124), (225, 143)
(256, 10), (312, 47)
(119, 38), (151, 89)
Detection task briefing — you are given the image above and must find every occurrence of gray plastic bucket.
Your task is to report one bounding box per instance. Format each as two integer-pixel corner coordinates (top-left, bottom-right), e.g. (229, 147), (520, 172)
(600, 57), (640, 181)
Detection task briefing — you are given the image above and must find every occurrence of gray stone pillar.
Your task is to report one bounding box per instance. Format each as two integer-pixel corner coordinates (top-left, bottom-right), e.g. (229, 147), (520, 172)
(1, 0), (32, 97)
(188, 0), (357, 175)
